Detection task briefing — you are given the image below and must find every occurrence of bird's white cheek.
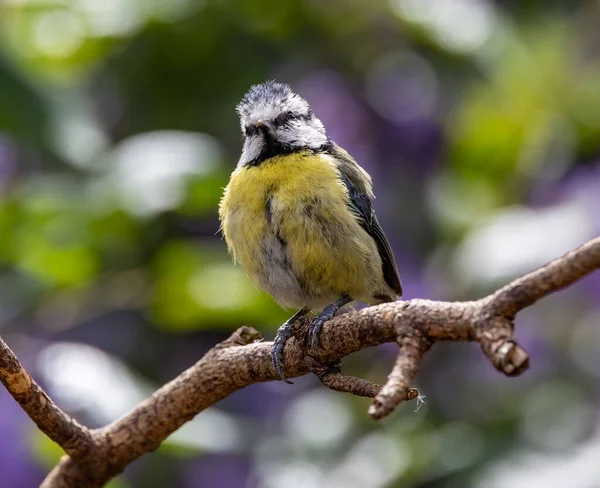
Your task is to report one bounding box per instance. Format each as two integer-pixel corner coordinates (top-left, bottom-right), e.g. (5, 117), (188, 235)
(291, 124), (328, 149)
(275, 123), (327, 150)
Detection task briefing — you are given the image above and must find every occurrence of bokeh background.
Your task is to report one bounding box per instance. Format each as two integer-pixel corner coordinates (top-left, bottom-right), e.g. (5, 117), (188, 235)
(1, 0), (600, 486)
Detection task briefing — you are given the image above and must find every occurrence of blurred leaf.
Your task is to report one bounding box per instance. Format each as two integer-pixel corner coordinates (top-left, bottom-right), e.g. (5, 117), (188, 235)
(29, 428), (64, 468)
(178, 172), (229, 216)
(0, 57), (49, 142)
(151, 241), (285, 330)
(17, 242), (98, 287)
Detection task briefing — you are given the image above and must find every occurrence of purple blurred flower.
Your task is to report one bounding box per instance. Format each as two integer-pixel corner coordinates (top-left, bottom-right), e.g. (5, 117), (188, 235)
(296, 70), (377, 173)
(0, 392), (46, 487)
(182, 453), (251, 488)
(529, 159), (600, 235)
(0, 133), (17, 191)
(528, 160), (600, 299)
(379, 119), (443, 176)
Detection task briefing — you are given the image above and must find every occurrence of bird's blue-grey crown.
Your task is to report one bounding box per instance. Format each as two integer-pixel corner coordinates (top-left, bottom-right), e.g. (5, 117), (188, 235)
(236, 80), (329, 167)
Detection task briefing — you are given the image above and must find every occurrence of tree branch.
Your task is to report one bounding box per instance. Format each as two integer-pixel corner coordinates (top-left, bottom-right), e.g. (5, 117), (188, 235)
(0, 237), (597, 487)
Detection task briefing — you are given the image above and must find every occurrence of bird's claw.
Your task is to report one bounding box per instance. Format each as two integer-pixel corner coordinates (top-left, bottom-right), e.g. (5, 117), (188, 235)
(271, 339), (293, 384)
(308, 317), (325, 352)
(306, 296), (351, 354)
(271, 323), (295, 384)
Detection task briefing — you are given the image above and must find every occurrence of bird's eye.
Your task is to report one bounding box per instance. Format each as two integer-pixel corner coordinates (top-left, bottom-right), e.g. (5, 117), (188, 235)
(275, 111), (297, 125)
(244, 125), (257, 137)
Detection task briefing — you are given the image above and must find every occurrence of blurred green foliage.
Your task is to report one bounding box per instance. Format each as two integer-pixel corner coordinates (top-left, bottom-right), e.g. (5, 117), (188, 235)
(0, 0), (599, 487)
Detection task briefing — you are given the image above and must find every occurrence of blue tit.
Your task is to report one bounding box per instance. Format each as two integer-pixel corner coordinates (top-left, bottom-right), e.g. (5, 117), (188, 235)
(219, 80), (402, 382)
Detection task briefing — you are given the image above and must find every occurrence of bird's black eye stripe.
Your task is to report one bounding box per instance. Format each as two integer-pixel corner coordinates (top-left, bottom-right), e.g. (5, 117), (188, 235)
(245, 125), (258, 137)
(274, 111), (309, 125)
(274, 111), (292, 125)
(244, 111), (311, 137)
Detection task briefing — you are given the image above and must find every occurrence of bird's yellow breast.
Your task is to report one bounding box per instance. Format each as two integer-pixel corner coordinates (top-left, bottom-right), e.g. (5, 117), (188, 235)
(219, 151), (383, 309)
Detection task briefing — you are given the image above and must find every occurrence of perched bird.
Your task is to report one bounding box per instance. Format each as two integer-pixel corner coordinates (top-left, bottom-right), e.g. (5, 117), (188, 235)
(219, 81), (402, 382)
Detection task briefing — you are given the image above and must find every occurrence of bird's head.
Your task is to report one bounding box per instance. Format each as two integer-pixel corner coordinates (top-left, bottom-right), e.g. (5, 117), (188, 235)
(236, 80), (328, 166)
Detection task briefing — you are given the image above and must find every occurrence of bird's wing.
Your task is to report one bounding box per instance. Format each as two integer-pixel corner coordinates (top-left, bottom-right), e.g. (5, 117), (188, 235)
(329, 143), (403, 297)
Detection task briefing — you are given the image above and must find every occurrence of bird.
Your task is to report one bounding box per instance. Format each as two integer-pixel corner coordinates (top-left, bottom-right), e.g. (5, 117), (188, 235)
(219, 80), (402, 383)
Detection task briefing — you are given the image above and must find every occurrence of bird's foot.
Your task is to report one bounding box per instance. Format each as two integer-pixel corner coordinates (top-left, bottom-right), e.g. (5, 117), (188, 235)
(308, 307), (338, 352)
(271, 308), (309, 383)
(272, 324), (294, 384)
(308, 295), (352, 353)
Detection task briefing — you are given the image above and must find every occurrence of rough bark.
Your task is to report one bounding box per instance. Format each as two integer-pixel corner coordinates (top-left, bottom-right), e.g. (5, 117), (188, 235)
(0, 237), (597, 487)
